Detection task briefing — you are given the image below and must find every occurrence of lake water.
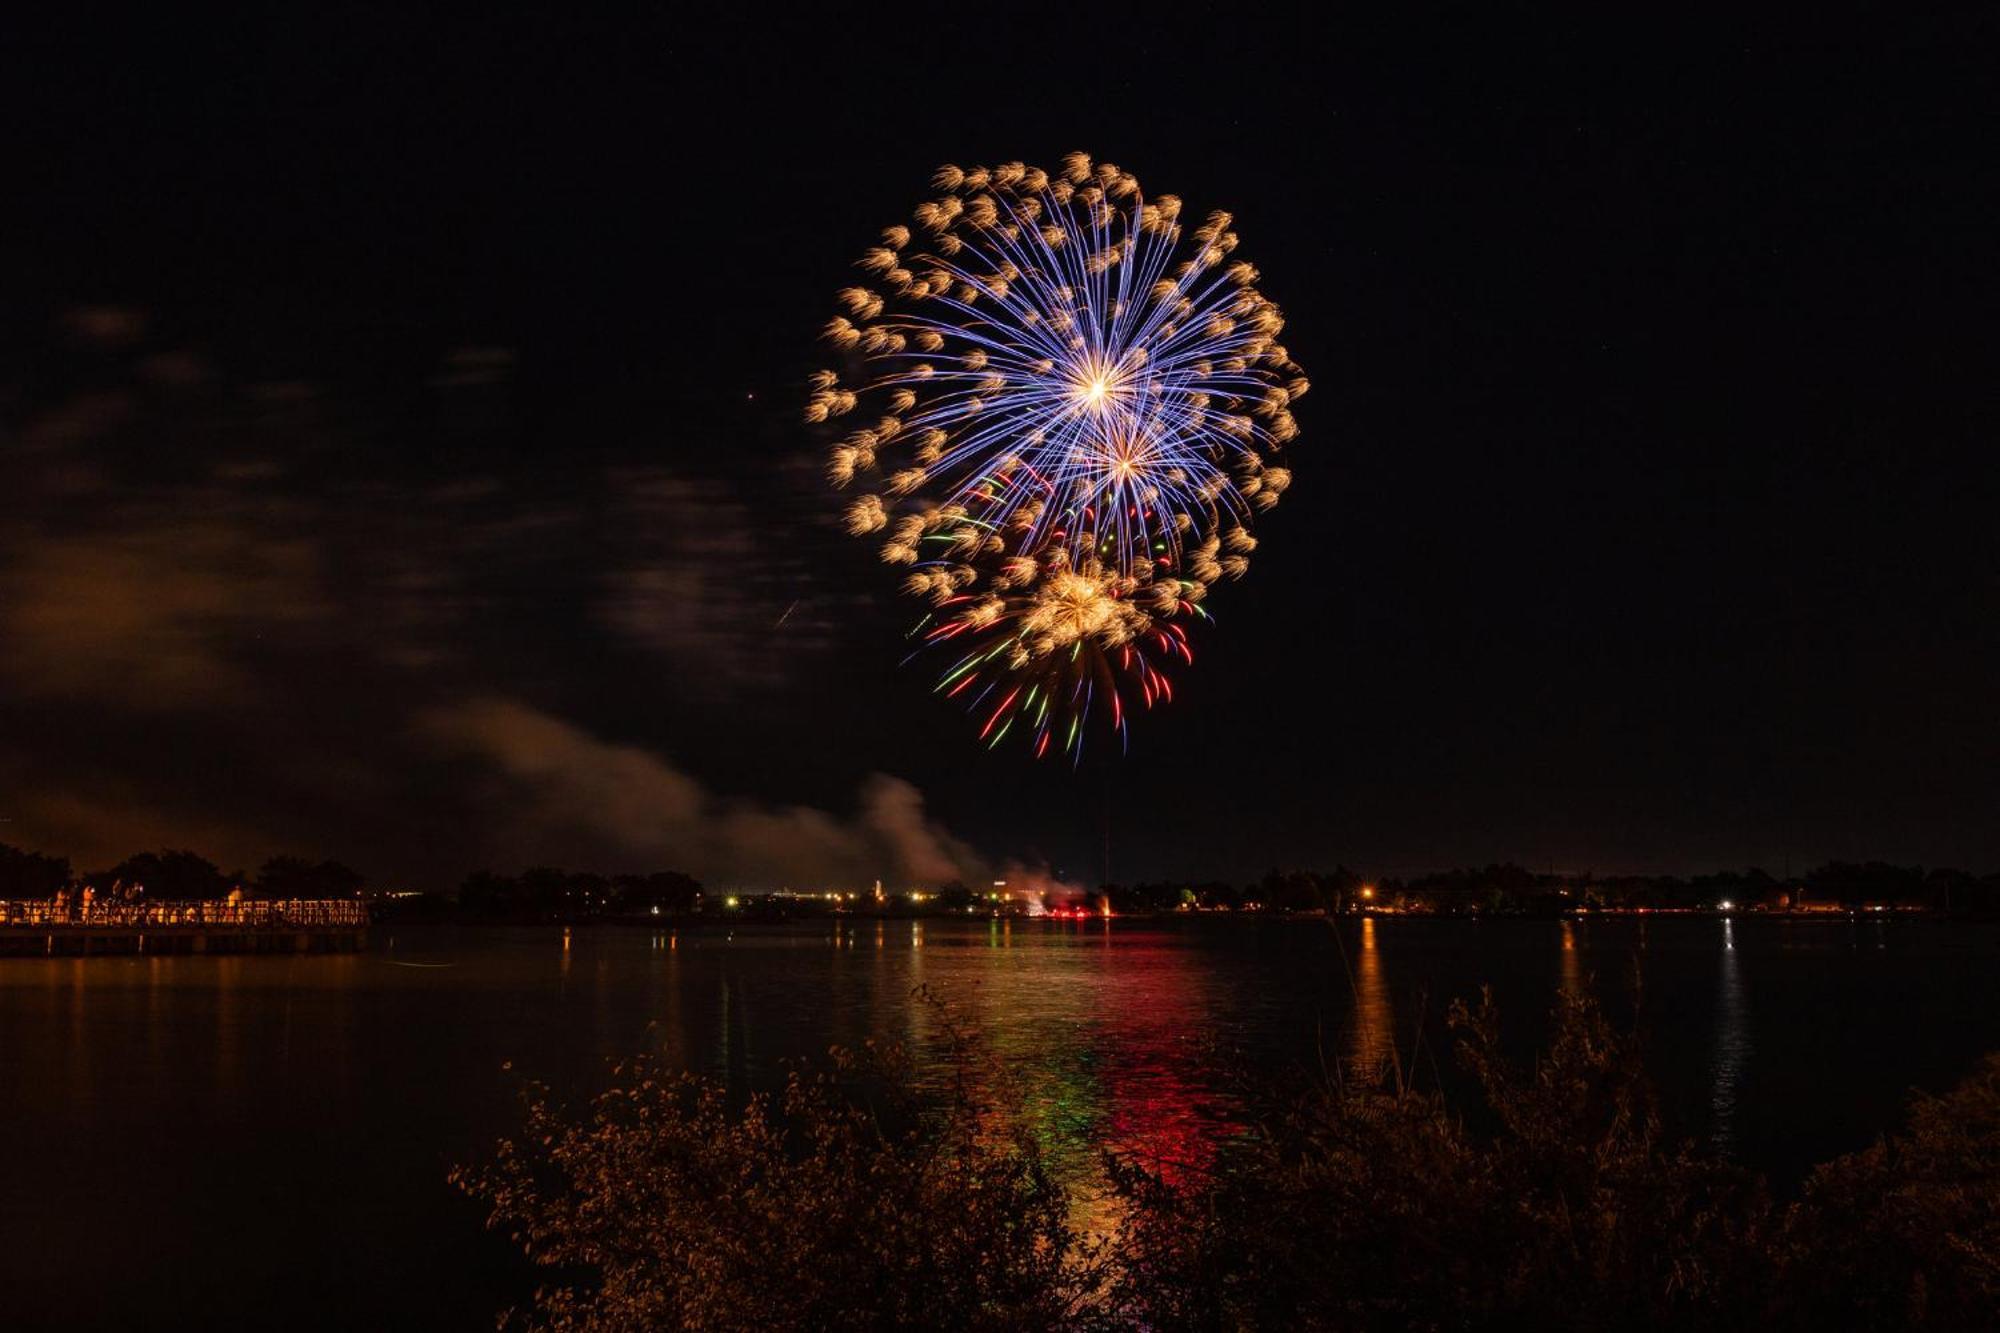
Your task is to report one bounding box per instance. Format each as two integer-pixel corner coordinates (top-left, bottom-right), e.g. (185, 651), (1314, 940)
(1, 915), (1994, 1330)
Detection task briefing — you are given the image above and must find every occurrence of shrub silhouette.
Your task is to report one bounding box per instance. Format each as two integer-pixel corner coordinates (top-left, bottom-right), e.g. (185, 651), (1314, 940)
(459, 989), (1992, 1332)
(1770, 1052), (1999, 1329)
(1102, 986), (1773, 1331)
(453, 1016), (1106, 1332)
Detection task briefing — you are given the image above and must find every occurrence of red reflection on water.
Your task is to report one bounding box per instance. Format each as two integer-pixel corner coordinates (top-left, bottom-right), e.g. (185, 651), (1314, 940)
(951, 927), (1236, 1207)
(1093, 941), (1232, 1187)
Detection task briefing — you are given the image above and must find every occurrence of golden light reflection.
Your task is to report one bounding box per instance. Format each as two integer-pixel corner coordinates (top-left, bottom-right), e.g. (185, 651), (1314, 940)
(1349, 915), (1396, 1080)
(214, 956), (243, 1100)
(648, 928), (685, 1067)
(1559, 919), (1582, 998)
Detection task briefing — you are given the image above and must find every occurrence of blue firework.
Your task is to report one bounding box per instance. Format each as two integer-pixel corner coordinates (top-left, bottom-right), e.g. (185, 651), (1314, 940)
(812, 153), (1306, 755)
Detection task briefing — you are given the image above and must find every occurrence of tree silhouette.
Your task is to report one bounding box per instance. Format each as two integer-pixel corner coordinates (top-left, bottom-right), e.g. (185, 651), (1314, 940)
(613, 871), (702, 915)
(0, 843), (71, 897)
(255, 856), (364, 899)
(94, 849), (229, 900)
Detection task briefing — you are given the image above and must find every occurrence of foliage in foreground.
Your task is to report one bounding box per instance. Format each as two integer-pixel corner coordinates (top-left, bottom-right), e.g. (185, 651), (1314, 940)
(457, 992), (1998, 1332)
(450, 1026), (1104, 1332)
(1105, 987), (1774, 1331)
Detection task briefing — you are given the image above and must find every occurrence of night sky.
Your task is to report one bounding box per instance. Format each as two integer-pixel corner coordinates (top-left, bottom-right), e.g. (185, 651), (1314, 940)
(5, 9), (1994, 889)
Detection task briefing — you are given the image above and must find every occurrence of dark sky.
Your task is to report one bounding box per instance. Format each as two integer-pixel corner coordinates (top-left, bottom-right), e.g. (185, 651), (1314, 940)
(3, 8), (1994, 888)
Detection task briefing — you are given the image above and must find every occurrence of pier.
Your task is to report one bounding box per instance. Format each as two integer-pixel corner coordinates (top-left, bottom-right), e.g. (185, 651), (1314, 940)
(0, 899), (368, 957)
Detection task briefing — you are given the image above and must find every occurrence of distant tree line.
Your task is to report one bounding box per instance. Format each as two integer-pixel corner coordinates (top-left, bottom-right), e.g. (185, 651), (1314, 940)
(0, 843), (715, 921)
(7, 841), (1997, 919)
(457, 868), (703, 922)
(1105, 860), (2000, 916)
(0, 843), (363, 901)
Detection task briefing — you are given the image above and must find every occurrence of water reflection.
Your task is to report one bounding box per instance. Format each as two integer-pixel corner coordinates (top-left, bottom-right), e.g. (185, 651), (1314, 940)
(1710, 916), (1752, 1155)
(717, 974), (734, 1077)
(652, 933), (686, 1066)
(214, 956), (243, 1100)
(8, 917), (1995, 1331)
(1349, 916), (1396, 1079)
(1558, 919), (1583, 998)
(936, 921), (1238, 1231)
(65, 959), (91, 1106)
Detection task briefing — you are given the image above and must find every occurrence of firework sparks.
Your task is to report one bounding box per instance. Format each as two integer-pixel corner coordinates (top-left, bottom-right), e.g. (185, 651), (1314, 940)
(814, 154), (1305, 755)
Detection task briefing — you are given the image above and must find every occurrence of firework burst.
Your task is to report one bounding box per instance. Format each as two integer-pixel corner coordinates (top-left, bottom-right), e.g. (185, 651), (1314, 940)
(813, 153), (1305, 756)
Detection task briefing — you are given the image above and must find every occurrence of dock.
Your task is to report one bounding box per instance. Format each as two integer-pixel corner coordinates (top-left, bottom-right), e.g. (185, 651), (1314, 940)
(0, 899), (368, 957)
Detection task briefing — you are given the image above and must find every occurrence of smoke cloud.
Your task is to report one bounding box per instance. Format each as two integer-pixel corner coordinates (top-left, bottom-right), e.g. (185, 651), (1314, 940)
(420, 696), (989, 889)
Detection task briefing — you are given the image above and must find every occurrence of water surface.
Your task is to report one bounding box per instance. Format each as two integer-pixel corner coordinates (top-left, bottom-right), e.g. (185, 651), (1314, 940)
(0, 915), (1992, 1330)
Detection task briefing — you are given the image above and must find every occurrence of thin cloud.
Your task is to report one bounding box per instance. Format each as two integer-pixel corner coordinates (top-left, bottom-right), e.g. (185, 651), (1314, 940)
(597, 469), (838, 694)
(0, 514), (328, 705)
